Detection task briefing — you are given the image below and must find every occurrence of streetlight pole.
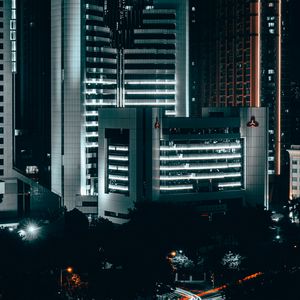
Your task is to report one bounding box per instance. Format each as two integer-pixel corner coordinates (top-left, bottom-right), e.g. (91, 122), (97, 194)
(60, 267), (73, 291)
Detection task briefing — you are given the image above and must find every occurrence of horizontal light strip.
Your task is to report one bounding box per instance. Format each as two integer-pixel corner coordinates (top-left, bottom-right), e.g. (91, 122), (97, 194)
(165, 111), (176, 115)
(125, 91), (176, 95)
(218, 182), (242, 188)
(86, 143), (98, 148)
(160, 163), (242, 171)
(160, 143), (241, 151)
(160, 185), (193, 191)
(125, 81), (176, 85)
(84, 112), (98, 116)
(160, 154), (242, 161)
(108, 175), (129, 181)
(108, 165), (129, 171)
(84, 102), (116, 106)
(160, 172), (241, 181)
(108, 146), (128, 151)
(125, 102), (175, 106)
(86, 132), (98, 137)
(85, 90), (116, 95)
(108, 184), (128, 191)
(85, 121), (98, 127)
(84, 79), (117, 84)
(108, 155), (129, 161)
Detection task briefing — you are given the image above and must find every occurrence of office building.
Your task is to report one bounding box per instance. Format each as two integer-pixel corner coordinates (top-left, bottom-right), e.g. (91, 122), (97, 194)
(0, 0), (59, 221)
(51, 0), (189, 213)
(15, 0), (51, 188)
(290, 82), (300, 145)
(98, 107), (269, 224)
(194, 0), (289, 177)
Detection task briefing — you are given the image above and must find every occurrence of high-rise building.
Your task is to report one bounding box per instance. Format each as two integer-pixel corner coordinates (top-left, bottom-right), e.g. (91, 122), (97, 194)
(15, 0), (51, 188)
(0, 0), (59, 222)
(0, 0), (20, 219)
(197, 0), (289, 177)
(290, 81), (300, 145)
(51, 0), (189, 214)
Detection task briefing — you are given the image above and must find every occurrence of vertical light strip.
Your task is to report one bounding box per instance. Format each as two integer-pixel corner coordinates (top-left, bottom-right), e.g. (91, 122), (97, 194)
(250, 0), (261, 107)
(275, 0), (282, 175)
(256, 0), (261, 108)
(185, 0), (189, 117)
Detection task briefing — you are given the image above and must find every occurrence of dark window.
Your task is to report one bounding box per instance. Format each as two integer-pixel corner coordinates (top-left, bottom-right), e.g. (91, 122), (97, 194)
(117, 212), (129, 220)
(0, 33), (2, 39)
(0, 22), (3, 28)
(104, 210), (117, 217)
(0, 75), (3, 80)
(0, 86), (3, 92)
(0, 96), (3, 102)
(82, 201), (97, 207)
(0, 170), (3, 176)
(104, 210), (129, 219)
(0, 117), (3, 123)
(0, 159), (3, 165)
(0, 149), (3, 155)
(0, 128), (3, 134)
(0, 64), (3, 70)
(0, 44), (3, 49)
(0, 138), (3, 144)
(209, 112), (225, 118)
(0, 53), (2, 59)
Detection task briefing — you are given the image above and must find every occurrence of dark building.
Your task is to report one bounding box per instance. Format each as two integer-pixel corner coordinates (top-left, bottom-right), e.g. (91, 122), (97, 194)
(15, 0), (51, 187)
(290, 81), (300, 145)
(189, 0), (213, 115)
(192, 0), (289, 178)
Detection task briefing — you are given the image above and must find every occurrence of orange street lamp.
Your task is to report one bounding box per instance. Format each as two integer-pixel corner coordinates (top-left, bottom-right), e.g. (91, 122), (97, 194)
(60, 267), (73, 290)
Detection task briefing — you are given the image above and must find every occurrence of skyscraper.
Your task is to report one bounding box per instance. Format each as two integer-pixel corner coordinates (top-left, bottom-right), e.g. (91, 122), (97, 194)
(51, 0), (189, 214)
(15, 0), (51, 188)
(198, 0), (288, 177)
(0, 0), (20, 219)
(0, 0), (59, 221)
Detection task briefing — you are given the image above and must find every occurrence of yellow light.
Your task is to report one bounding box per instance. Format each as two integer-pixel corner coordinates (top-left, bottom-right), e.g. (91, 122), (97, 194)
(170, 251), (176, 257)
(67, 267), (73, 273)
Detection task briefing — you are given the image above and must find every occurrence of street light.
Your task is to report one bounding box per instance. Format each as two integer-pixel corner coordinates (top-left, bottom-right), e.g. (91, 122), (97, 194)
(18, 222), (40, 240)
(60, 267), (73, 290)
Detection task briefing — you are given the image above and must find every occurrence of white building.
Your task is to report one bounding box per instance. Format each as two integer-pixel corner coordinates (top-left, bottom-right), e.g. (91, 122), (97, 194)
(98, 107), (269, 224)
(51, 0), (189, 215)
(287, 145), (300, 200)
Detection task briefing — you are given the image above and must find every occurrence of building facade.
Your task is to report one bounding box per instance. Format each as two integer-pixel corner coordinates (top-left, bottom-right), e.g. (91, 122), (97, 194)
(0, 0), (60, 222)
(15, 0), (51, 188)
(196, 0), (288, 177)
(98, 107), (269, 224)
(51, 0), (189, 214)
(287, 146), (300, 200)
